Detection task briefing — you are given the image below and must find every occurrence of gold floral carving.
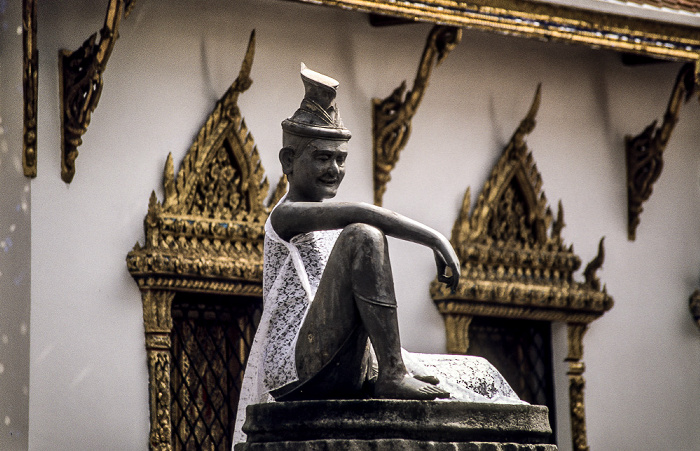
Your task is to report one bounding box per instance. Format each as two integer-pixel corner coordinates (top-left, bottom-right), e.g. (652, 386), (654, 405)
(626, 62), (698, 241)
(127, 31), (283, 450)
(432, 85), (612, 451)
(373, 25), (461, 206)
(59, 0), (133, 183)
(148, 351), (172, 450)
(23, 0), (37, 177)
(291, 0), (700, 64)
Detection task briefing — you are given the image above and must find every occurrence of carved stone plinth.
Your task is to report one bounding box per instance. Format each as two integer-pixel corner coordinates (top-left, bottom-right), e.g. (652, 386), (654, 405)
(236, 400), (557, 451)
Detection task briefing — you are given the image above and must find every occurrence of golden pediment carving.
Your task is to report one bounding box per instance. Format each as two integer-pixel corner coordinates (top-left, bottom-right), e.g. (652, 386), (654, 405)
(432, 85), (613, 322)
(127, 31), (285, 296)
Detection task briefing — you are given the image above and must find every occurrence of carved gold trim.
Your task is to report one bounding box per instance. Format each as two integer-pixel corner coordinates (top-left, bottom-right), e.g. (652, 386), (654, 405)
(23, 0), (37, 178)
(444, 314), (472, 354)
(142, 290), (175, 451)
(59, 0), (131, 183)
(372, 25), (461, 206)
(291, 0), (700, 65)
(127, 31), (283, 450)
(566, 323), (590, 451)
(432, 85), (613, 319)
(626, 62), (698, 241)
(432, 85), (612, 451)
(127, 31), (285, 295)
(132, 274), (264, 297)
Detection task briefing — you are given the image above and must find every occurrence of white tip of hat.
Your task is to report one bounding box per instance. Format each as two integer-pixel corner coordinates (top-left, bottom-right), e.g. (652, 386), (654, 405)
(300, 62), (339, 88)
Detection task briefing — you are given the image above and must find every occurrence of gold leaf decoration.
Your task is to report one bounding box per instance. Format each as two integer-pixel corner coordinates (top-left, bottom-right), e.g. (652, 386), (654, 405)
(432, 85), (612, 321)
(59, 0), (129, 183)
(626, 62), (698, 241)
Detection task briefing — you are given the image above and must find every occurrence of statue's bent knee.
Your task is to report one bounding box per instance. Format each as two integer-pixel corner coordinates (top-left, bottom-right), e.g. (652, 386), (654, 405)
(340, 223), (386, 248)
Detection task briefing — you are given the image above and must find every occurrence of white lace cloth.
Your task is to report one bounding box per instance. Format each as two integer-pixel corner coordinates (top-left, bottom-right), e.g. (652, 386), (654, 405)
(233, 200), (341, 445)
(232, 200), (524, 447)
(401, 351), (523, 404)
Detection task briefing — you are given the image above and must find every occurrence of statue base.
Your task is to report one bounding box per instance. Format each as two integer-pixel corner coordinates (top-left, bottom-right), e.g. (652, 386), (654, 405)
(236, 400), (558, 451)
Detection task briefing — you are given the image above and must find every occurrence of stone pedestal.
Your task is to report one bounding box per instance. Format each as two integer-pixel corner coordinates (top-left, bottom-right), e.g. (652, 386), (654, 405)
(236, 400), (557, 450)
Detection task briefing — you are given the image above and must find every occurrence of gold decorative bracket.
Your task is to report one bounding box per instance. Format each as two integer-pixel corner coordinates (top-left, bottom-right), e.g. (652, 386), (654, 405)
(59, 0), (133, 183)
(372, 25), (461, 206)
(23, 0), (37, 177)
(626, 62), (698, 240)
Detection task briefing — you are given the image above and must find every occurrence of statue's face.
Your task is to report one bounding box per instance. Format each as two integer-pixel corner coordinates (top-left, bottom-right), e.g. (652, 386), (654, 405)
(289, 139), (348, 202)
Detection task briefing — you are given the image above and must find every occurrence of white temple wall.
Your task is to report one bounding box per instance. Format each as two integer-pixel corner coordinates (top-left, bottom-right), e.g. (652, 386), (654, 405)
(0, 1), (32, 450)
(21, 0), (700, 449)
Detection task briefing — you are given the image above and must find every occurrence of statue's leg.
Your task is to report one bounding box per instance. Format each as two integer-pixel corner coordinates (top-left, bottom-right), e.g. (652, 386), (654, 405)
(293, 223), (448, 400)
(288, 224), (375, 399)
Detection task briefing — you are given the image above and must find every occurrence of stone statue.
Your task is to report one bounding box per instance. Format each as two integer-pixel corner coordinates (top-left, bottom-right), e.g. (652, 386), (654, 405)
(233, 64), (522, 447)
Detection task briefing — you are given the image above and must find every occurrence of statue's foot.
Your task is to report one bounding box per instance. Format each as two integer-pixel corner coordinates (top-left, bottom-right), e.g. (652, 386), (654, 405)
(375, 374), (450, 400)
(413, 374), (440, 385)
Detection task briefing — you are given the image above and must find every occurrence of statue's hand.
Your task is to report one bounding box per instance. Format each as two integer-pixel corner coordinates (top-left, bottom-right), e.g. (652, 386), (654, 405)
(434, 245), (460, 293)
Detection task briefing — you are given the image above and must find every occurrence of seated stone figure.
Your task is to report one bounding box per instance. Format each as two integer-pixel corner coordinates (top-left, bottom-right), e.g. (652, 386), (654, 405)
(233, 64), (521, 446)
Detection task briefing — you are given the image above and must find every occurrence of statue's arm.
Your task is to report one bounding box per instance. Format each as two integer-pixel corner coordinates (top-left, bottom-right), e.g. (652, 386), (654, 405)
(272, 201), (460, 290)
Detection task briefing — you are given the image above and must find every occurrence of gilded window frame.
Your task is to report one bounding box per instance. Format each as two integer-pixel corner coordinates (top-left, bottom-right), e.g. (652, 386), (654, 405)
(126, 32), (285, 450)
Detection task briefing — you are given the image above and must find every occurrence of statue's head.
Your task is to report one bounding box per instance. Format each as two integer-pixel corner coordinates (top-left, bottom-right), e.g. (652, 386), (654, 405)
(280, 64), (351, 201)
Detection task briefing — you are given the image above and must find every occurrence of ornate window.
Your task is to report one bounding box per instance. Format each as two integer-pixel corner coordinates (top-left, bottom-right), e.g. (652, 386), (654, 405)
(467, 317), (557, 441)
(169, 294), (261, 450)
(126, 32), (284, 450)
(431, 85), (613, 451)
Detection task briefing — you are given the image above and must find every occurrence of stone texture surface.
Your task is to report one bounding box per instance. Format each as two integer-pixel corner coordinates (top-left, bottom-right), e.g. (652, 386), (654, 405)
(235, 400), (557, 451)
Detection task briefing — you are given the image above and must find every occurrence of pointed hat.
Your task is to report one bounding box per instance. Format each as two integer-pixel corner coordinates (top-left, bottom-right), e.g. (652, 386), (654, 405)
(282, 63), (352, 141)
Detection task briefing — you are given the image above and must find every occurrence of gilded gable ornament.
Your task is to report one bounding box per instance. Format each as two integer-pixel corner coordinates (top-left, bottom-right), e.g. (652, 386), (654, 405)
(625, 62), (698, 241)
(432, 85), (612, 451)
(433, 85), (612, 322)
(59, 0), (134, 183)
(127, 31), (285, 296)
